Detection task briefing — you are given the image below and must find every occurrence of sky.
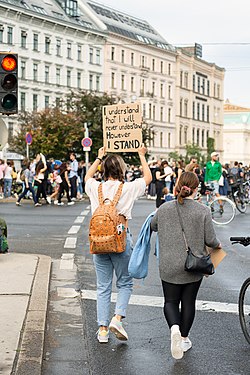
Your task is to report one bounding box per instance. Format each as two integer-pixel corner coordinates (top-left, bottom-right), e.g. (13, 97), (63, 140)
(97, 0), (250, 107)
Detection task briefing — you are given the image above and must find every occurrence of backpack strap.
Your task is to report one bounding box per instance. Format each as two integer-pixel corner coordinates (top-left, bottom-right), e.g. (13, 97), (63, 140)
(112, 182), (123, 206)
(98, 183), (104, 205)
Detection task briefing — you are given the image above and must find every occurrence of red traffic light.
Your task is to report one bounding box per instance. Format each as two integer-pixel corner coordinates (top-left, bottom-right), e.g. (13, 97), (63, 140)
(1, 55), (17, 72)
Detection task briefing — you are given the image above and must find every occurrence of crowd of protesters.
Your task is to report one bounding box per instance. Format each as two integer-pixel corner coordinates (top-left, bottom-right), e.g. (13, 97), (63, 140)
(0, 153), (250, 207)
(0, 153), (86, 206)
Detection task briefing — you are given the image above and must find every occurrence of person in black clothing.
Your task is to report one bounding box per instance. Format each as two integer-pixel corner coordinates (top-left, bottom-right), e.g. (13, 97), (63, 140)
(155, 160), (171, 208)
(57, 162), (74, 206)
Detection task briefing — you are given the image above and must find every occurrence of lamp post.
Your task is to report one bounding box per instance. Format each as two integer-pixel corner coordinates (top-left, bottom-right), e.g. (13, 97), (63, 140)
(84, 122), (89, 172)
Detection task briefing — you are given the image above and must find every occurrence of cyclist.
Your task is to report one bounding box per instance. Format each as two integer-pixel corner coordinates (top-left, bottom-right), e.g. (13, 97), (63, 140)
(204, 152), (223, 212)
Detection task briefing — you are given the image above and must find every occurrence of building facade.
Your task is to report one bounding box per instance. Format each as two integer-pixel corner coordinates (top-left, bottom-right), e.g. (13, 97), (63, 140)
(223, 102), (250, 165)
(176, 46), (225, 159)
(0, 0), (106, 149)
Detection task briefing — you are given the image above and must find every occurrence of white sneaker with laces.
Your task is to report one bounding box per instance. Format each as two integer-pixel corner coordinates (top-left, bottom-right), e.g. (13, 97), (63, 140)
(57, 202), (64, 206)
(97, 328), (109, 343)
(109, 317), (128, 341)
(182, 337), (192, 352)
(67, 201), (75, 206)
(170, 325), (183, 359)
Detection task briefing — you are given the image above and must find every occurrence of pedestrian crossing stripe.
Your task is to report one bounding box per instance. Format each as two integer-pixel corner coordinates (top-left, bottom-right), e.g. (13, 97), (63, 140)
(80, 289), (250, 315)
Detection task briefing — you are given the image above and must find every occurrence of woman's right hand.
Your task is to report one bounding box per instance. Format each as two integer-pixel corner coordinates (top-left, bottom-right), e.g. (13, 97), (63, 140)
(98, 147), (106, 160)
(138, 144), (147, 157)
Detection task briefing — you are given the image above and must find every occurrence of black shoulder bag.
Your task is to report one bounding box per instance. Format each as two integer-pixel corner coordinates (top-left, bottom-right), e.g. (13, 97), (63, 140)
(176, 201), (215, 275)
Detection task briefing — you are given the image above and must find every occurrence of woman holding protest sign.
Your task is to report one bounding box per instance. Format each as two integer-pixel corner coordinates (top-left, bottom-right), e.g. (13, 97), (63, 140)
(85, 144), (152, 343)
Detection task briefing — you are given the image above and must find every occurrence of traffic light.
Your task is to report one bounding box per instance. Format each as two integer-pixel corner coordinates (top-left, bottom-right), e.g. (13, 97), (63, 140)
(0, 53), (18, 115)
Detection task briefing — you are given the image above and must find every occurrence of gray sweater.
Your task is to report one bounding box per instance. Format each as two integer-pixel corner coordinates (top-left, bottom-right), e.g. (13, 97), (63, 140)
(151, 199), (220, 284)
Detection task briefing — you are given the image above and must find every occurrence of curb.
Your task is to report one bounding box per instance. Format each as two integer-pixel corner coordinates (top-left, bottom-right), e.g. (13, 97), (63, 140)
(13, 255), (51, 375)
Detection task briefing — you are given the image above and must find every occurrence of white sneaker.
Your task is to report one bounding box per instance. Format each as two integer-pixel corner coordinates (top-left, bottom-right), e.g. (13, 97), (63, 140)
(171, 325), (183, 359)
(57, 202), (64, 206)
(67, 201), (75, 206)
(46, 196), (51, 204)
(54, 200), (58, 205)
(109, 316), (128, 341)
(97, 328), (109, 343)
(71, 197), (76, 201)
(182, 337), (192, 352)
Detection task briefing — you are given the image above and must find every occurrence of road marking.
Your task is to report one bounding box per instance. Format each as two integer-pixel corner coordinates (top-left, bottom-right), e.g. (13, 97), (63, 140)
(68, 225), (81, 234)
(64, 237), (77, 249)
(57, 287), (79, 298)
(80, 290), (250, 314)
(74, 216), (85, 224)
(60, 253), (74, 270)
(80, 210), (90, 216)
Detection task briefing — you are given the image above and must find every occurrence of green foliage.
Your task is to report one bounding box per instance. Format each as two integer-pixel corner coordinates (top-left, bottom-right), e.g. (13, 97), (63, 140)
(185, 143), (202, 164)
(9, 91), (152, 163)
(169, 151), (180, 161)
(206, 137), (215, 162)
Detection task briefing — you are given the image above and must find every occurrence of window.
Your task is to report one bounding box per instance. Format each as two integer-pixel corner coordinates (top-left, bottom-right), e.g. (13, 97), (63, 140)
(197, 129), (200, 146)
(192, 101), (195, 119)
(152, 59), (155, 71)
(202, 104), (205, 121)
(180, 71), (183, 87)
(207, 106), (210, 122)
(168, 133), (171, 148)
(143, 103), (146, 118)
(89, 74), (93, 90)
(217, 84), (220, 98)
(67, 42), (72, 59)
(207, 130), (209, 142)
(131, 52), (134, 66)
(140, 79), (145, 96)
(121, 74), (125, 90)
(202, 129), (205, 147)
(179, 126), (182, 145)
(0, 29), (3, 43)
(45, 37), (50, 54)
(111, 47), (115, 61)
(89, 47), (93, 63)
(152, 81), (155, 96)
(192, 128), (195, 143)
(168, 108), (171, 122)
(160, 132), (163, 148)
(202, 78), (205, 94)
(8, 122), (14, 142)
(45, 65), (49, 83)
(207, 80), (210, 96)
(67, 70), (71, 87)
(160, 83), (164, 98)
(214, 83), (216, 97)
(33, 94), (38, 111)
(131, 76), (134, 92)
(184, 127), (188, 144)
(168, 85), (171, 99)
(56, 68), (60, 85)
(7, 26), (13, 44)
(184, 72), (188, 88)
(121, 49), (125, 64)
(153, 105), (156, 121)
(56, 39), (61, 56)
(45, 95), (49, 108)
(197, 76), (200, 93)
(96, 75), (100, 91)
(77, 72), (81, 89)
(55, 97), (60, 107)
(180, 98), (183, 117)
(20, 92), (26, 111)
(111, 72), (115, 89)
(96, 49), (101, 64)
(160, 107), (164, 122)
(193, 75), (195, 91)
(184, 100), (188, 117)
(141, 55), (146, 68)
(21, 61), (26, 79)
(168, 63), (171, 75)
(21, 31), (27, 48)
(33, 63), (38, 81)
(160, 61), (163, 74)
(149, 103), (152, 119)
(77, 45), (82, 61)
(197, 103), (200, 120)
(33, 33), (38, 51)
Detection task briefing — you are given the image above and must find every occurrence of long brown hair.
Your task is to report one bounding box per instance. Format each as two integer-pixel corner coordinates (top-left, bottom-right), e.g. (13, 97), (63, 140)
(102, 154), (126, 182)
(175, 171), (199, 204)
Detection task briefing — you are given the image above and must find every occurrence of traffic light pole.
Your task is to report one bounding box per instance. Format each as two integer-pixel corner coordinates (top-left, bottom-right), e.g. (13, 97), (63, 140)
(84, 122), (89, 172)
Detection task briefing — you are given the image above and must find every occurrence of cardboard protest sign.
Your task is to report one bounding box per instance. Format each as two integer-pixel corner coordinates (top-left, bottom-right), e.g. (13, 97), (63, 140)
(102, 102), (142, 152)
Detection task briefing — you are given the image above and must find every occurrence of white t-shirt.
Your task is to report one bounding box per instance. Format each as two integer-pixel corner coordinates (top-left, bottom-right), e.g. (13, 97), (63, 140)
(85, 178), (146, 219)
(164, 166), (173, 182)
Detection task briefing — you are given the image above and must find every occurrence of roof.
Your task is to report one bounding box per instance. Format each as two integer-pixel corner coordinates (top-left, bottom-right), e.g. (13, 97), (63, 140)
(86, 0), (176, 52)
(0, 0), (101, 33)
(224, 103), (250, 112)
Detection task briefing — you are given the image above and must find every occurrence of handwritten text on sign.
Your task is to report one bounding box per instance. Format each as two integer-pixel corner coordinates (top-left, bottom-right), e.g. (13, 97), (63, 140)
(103, 102), (142, 152)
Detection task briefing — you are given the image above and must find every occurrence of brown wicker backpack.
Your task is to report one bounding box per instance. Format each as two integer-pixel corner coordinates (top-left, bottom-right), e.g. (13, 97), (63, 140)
(89, 182), (127, 254)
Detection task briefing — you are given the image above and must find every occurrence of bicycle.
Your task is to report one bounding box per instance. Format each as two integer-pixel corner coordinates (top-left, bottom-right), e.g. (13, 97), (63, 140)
(230, 236), (250, 344)
(204, 184), (236, 225)
(228, 177), (248, 214)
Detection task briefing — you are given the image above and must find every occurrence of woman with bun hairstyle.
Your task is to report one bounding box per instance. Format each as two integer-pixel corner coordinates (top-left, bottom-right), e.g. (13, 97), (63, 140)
(151, 171), (221, 360)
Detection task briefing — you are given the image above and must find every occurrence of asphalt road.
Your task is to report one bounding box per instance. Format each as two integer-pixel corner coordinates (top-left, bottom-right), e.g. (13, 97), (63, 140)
(1, 198), (250, 374)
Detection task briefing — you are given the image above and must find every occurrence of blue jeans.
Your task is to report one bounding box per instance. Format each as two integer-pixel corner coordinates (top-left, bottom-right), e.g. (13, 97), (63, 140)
(18, 183), (37, 204)
(93, 230), (133, 327)
(4, 179), (12, 197)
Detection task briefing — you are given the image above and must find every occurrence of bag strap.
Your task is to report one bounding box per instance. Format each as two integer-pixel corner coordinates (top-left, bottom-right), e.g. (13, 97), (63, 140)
(175, 201), (189, 252)
(97, 182), (123, 206)
(112, 182), (123, 206)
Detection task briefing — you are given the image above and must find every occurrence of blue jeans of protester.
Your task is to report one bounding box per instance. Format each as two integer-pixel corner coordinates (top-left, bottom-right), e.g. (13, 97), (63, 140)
(18, 183), (38, 204)
(4, 178), (12, 197)
(93, 230), (133, 327)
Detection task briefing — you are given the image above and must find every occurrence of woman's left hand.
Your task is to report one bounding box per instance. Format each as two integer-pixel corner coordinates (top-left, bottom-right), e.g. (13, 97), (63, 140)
(98, 147), (106, 160)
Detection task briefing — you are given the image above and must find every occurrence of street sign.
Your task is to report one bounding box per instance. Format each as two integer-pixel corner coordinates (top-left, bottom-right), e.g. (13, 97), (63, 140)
(81, 137), (92, 147)
(25, 132), (32, 145)
(83, 146), (91, 152)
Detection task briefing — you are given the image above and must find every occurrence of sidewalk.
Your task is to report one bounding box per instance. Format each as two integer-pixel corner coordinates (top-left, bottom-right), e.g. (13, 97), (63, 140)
(0, 252), (51, 375)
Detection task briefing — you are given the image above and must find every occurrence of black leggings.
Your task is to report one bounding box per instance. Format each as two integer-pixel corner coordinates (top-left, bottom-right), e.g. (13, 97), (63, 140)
(161, 279), (202, 337)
